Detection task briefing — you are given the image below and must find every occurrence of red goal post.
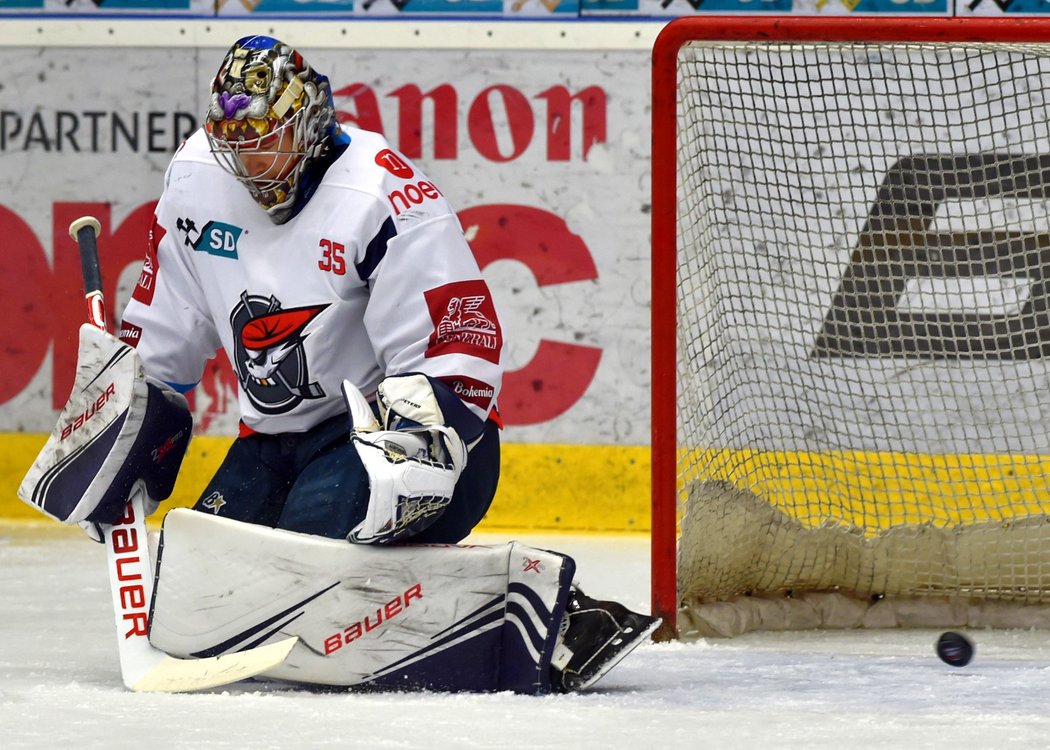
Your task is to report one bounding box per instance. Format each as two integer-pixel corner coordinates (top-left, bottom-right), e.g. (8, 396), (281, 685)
(651, 16), (1050, 639)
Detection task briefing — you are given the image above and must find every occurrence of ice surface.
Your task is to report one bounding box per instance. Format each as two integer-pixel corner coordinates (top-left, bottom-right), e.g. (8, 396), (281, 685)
(4, 523), (1050, 750)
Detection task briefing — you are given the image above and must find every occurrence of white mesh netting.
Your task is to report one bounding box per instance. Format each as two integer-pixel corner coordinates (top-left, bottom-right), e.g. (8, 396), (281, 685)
(673, 39), (1050, 636)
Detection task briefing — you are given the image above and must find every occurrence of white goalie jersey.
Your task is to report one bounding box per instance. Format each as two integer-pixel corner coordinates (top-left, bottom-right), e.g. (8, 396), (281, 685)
(120, 126), (504, 437)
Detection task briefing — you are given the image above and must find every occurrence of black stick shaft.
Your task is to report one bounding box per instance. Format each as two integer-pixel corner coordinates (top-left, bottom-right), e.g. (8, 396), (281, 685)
(76, 227), (102, 295)
(68, 216), (107, 332)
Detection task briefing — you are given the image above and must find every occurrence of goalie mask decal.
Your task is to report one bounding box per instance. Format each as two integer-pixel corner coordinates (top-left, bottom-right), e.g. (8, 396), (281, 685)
(229, 292), (328, 414)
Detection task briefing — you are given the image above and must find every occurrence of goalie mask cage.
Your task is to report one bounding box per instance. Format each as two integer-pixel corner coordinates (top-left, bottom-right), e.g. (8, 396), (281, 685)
(652, 16), (1050, 639)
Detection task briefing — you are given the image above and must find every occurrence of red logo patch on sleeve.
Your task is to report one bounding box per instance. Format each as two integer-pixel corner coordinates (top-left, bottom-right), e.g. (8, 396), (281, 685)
(424, 280), (503, 365)
(375, 149), (414, 179)
(132, 219), (163, 306)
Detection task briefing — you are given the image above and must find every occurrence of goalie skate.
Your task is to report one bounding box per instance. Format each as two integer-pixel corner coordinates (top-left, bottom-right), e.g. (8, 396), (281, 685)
(549, 589), (660, 693)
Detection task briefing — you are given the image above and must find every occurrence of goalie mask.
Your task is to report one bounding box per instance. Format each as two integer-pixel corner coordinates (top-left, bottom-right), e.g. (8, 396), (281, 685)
(205, 36), (338, 225)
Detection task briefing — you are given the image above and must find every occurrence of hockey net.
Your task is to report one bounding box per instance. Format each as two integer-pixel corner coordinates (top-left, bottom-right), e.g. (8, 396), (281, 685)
(651, 17), (1050, 638)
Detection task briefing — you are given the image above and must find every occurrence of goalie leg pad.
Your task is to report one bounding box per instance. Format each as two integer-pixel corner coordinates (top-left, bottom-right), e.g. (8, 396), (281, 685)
(149, 510), (575, 694)
(18, 324), (192, 525)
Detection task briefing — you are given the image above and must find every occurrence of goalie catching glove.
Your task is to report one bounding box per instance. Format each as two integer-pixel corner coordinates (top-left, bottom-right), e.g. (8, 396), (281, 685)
(340, 374), (468, 544)
(18, 324), (192, 538)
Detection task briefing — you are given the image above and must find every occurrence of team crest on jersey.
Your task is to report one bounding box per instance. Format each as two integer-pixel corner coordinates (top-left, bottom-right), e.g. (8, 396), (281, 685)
(424, 280), (502, 365)
(176, 217), (244, 259)
(229, 292), (329, 414)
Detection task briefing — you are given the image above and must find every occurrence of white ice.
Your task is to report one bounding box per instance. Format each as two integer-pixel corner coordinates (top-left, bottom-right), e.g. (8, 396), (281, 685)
(4, 523), (1050, 750)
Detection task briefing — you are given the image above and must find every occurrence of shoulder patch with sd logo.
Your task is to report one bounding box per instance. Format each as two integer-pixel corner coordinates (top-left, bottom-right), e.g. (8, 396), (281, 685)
(176, 217), (243, 259)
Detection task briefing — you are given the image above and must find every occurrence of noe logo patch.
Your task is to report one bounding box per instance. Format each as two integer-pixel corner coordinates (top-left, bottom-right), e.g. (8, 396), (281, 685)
(387, 180), (442, 217)
(375, 148), (414, 179)
(424, 280), (502, 365)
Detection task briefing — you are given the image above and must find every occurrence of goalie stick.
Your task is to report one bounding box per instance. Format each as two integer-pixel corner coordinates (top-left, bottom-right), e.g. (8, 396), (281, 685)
(67, 216), (297, 692)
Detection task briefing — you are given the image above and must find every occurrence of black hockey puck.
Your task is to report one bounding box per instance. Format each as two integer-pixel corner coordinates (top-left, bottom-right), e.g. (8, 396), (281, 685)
(936, 631), (974, 667)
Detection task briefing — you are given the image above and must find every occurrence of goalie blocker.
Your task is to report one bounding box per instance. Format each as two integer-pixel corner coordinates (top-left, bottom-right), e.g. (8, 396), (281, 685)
(18, 324), (192, 527)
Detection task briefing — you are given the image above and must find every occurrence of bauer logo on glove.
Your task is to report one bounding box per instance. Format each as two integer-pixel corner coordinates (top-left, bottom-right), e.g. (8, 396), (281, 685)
(18, 324), (192, 530)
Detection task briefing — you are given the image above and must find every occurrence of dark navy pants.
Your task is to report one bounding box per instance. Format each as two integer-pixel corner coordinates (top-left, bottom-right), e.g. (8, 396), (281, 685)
(193, 415), (500, 543)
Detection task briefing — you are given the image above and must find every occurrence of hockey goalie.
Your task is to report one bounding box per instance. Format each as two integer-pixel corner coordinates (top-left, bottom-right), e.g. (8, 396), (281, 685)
(18, 35), (658, 695)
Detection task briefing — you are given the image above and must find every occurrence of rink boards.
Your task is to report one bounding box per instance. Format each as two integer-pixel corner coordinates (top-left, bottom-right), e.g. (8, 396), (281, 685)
(0, 434), (651, 532)
(8, 25), (1050, 533)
